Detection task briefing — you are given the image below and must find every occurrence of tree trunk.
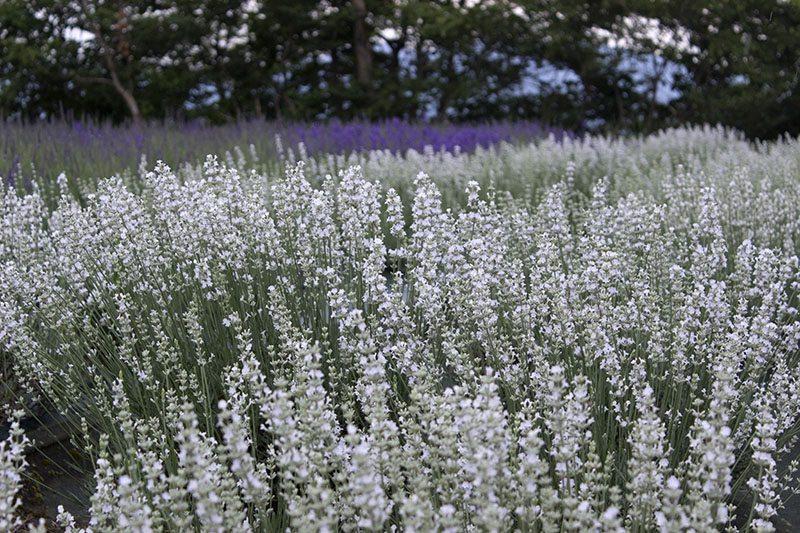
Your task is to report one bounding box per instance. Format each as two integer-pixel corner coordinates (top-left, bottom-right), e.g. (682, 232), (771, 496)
(254, 95), (263, 120)
(114, 81), (141, 125)
(80, 0), (141, 124)
(614, 81), (625, 128)
(272, 91), (282, 121)
(352, 0), (372, 85)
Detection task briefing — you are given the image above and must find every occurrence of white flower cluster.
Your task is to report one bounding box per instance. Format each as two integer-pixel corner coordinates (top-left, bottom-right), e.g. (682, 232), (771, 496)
(0, 410), (29, 531)
(1, 127), (800, 531)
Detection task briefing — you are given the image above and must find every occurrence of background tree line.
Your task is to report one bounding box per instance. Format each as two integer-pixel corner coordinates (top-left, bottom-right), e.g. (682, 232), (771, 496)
(1, 0), (799, 139)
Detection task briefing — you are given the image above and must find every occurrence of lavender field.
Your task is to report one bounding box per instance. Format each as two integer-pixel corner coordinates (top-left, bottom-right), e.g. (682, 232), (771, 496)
(0, 119), (558, 205)
(2, 125), (800, 532)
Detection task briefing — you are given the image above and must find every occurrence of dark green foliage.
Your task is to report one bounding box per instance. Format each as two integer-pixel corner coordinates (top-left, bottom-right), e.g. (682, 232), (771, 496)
(1, 0), (798, 138)
(661, 0), (800, 138)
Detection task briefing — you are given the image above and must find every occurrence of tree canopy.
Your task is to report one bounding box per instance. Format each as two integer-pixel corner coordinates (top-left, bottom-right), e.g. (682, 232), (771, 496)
(1, 0), (798, 138)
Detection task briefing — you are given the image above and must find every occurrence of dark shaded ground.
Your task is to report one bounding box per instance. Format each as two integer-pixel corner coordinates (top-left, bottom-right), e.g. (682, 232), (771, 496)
(0, 409), (92, 529)
(775, 448), (800, 531)
(19, 440), (92, 527)
(731, 446), (800, 533)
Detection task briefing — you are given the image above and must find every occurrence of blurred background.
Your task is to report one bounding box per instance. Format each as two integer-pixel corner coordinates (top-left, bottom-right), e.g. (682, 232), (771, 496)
(1, 0), (799, 139)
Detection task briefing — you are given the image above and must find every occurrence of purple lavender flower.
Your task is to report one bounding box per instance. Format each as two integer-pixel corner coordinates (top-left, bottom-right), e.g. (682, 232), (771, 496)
(1, 118), (561, 194)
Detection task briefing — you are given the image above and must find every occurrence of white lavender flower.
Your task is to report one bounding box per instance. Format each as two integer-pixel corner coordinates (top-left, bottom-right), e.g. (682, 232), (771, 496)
(1, 127), (799, 532)
(0, 410), (29, 532)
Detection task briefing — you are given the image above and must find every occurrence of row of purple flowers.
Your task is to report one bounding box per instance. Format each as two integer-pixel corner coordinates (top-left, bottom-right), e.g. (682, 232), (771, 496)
(1, 118), (570, 188)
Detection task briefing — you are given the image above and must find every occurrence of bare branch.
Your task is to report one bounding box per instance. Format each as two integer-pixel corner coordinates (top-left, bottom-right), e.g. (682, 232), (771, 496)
(74, 75), (114, 86)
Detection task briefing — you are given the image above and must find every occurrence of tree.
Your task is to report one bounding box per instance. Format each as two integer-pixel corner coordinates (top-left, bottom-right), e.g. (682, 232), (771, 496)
(76, 0), (143, 123)
(0, 0), (107, 119)
(659, 0), (800, 138)
(2, 0), (799, 137)
(390, 0), (533, 120)
(352, 0), (372, 86)
(1, 0), (217, 123)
